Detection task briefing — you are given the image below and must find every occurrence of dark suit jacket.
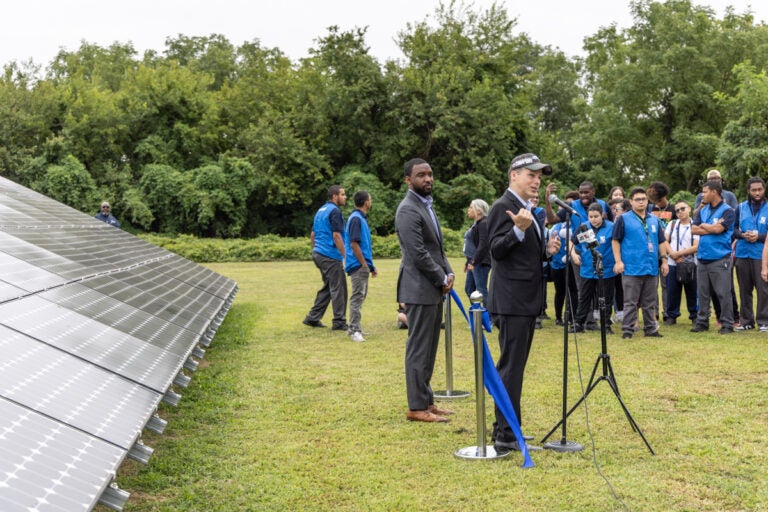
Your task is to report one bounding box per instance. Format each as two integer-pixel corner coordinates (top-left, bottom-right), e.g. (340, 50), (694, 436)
(395, 191), (453, 305)
(487, 189), (546, 317)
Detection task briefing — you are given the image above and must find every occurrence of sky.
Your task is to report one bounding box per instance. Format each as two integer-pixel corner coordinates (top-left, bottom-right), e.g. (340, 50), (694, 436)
(1, 0), (766, 68)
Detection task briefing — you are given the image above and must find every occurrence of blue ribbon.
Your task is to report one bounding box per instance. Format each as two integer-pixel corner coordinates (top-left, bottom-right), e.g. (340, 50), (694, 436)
(449, 289), (534, 468)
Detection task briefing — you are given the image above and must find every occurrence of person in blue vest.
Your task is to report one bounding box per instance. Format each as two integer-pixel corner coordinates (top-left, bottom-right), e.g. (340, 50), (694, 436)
(691, 179), (736, 334)
(733, 177), (768, 332)
(570, 203), (616, 333)
(345, 190), (377, 342)
(94, 202), (121, 228)
(545, 181), (613, 230)
(303, 185), (348, 331)
(612, 187), (669, 339)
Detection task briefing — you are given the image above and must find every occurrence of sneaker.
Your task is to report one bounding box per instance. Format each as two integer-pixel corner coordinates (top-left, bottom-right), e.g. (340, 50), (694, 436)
(663, 317), (676, 325)
(622, 332), (633, 339)
(735, 324), (754, 331)
(350, 331), (365, 342)
(615, 311), (624, 322)
(759, 325), (768, 332)
(645, 331), (663, 338)
(719, 327), (734, 335)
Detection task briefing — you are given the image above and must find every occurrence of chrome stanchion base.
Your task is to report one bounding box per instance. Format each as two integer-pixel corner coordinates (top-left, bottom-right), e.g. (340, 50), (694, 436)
(543, 440), (583, 452)
(433, 389), (470, 399)
(455, 445), (511, 460)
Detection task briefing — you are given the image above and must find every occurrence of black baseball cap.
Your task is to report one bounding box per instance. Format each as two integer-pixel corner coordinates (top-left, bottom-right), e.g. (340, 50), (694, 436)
(509, 153), (552, 175)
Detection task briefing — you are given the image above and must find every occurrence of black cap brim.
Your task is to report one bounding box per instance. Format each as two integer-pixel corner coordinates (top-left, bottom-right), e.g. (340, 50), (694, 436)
(527, 162), (553, 175)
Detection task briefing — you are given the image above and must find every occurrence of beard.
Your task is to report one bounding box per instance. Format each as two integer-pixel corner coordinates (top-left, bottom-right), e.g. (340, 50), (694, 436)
(411, 183), (433, 197)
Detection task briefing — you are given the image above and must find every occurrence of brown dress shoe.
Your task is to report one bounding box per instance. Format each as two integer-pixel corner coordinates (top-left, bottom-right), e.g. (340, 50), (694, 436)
(406, 410), (449, 423)
(428, 404), (455, 416)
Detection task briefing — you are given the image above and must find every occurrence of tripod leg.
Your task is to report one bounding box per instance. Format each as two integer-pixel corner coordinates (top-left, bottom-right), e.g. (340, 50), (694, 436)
(541, 356), (602, 443)
(603, 368), (655, 455)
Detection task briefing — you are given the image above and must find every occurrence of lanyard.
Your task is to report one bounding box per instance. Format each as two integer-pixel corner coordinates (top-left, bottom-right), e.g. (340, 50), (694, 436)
(632, 211), (650, 240)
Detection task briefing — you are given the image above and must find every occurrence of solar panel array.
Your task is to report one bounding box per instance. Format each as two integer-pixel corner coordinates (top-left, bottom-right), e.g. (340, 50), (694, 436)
(0, 177), (237, 511)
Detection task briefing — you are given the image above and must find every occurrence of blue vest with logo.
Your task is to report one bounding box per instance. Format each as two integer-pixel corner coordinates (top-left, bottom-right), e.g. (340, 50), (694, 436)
(620, 212), (661, 276)
(697, 202), (734, 261)
(344, 210), (374, 273)
(578, 221), (616, 279)
(735, 200), (768, 260)
(313, 202), (344, 261)
(571, 198), (608, 230)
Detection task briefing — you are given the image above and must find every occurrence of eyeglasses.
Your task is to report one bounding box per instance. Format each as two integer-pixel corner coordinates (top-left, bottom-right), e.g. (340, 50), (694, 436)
(675, 207), (688, 213)
(632, 197), (648, 202)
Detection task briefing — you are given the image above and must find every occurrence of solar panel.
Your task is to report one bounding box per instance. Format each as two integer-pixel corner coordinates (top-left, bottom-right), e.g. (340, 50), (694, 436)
(0, 176), (237, 511)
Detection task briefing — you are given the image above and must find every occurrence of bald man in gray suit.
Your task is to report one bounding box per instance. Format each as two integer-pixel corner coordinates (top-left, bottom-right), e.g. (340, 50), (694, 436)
(395, 158), (455, 423)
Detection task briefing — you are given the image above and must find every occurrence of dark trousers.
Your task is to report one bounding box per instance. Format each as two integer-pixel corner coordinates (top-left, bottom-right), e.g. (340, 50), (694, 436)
(552, 266), (577, 323)
(711, 264), (739, 323)
(614, 274), (624, 313)
(306, 252), (347, 328)
(575, 276), (615, 327)
(492, 314), (536, 443)
(665, 266), (698, 320)
(735, 257), (768, 327)
(404, 303), (443, 411)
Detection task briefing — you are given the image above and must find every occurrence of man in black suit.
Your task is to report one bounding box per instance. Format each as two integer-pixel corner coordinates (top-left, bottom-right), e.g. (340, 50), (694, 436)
(395, 158), (455, 423)
(487, 153), (560, 450)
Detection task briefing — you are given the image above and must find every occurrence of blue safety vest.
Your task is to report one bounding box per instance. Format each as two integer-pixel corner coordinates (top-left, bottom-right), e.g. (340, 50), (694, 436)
(619, 212), (661, 277)
(312, 202), (344, 261)
(577, 221), (616, 279)
(344, 210), (374, 273)
(735, 200), (768, 260)
(697, 202), (734, 261)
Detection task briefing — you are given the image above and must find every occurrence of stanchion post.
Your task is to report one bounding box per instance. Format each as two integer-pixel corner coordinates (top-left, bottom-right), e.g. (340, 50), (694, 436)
(434, 295), (470, 399)
(455, 291), (509, 460)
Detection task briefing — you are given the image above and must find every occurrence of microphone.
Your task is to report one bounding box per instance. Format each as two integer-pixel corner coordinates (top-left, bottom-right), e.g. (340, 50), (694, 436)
(576, 223), (598, 248)
(549, 194), (580, 217)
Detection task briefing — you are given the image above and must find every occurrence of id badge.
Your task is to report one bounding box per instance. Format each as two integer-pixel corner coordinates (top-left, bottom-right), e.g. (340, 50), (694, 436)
(648, 242), (654, 253)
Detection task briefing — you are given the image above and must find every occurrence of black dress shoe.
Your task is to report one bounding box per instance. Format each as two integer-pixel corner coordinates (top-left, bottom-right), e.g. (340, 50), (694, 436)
(645, 331), (663, 338)
(332, 323), (349, 331)
(303, 319), (326, 328)
(690, 325), (709, 332)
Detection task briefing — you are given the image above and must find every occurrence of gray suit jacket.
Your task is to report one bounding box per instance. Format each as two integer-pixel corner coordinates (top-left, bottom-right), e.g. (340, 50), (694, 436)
(395, 191), (453, 305)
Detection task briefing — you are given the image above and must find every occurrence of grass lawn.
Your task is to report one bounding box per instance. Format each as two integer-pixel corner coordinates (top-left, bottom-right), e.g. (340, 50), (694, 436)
(114, 258), (768, 511)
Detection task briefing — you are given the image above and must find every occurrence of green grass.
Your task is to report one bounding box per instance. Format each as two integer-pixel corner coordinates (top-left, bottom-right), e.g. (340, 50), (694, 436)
(113, 259), (768, 511)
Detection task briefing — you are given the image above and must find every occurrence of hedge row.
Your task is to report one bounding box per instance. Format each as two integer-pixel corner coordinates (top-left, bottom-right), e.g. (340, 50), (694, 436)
(139, 230), (465, 263)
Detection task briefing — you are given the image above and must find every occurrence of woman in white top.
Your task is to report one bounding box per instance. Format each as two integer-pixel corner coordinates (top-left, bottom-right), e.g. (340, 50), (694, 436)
(664, 200), (700, 324)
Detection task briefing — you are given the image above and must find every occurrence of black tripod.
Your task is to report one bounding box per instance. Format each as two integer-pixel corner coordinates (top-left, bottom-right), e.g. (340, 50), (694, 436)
(541, 248), (655, 455)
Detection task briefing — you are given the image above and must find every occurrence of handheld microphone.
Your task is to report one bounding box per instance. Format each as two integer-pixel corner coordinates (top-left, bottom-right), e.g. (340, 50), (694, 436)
(576, 223), (598, 249)
(549, 194), (580, 217)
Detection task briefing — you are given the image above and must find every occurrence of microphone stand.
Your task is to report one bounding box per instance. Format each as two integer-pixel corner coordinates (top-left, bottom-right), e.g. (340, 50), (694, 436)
(543, 247), (655, 455)
(542, 209), (583, 452)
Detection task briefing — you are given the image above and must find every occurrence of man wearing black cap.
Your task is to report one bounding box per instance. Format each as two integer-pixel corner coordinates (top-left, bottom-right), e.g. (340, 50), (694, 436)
(487, 153), (561, 452)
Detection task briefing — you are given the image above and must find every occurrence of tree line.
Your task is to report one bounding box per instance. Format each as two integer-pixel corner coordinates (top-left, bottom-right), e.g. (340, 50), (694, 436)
(1, 0), (768, 237)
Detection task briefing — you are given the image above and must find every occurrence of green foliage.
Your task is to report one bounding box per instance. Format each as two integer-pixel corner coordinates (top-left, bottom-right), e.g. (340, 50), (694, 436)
(716, 62), (768, 192)
(438, 172), (497, 230)
(140, 229), (463, 263)
(31, 154), (98, 212)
